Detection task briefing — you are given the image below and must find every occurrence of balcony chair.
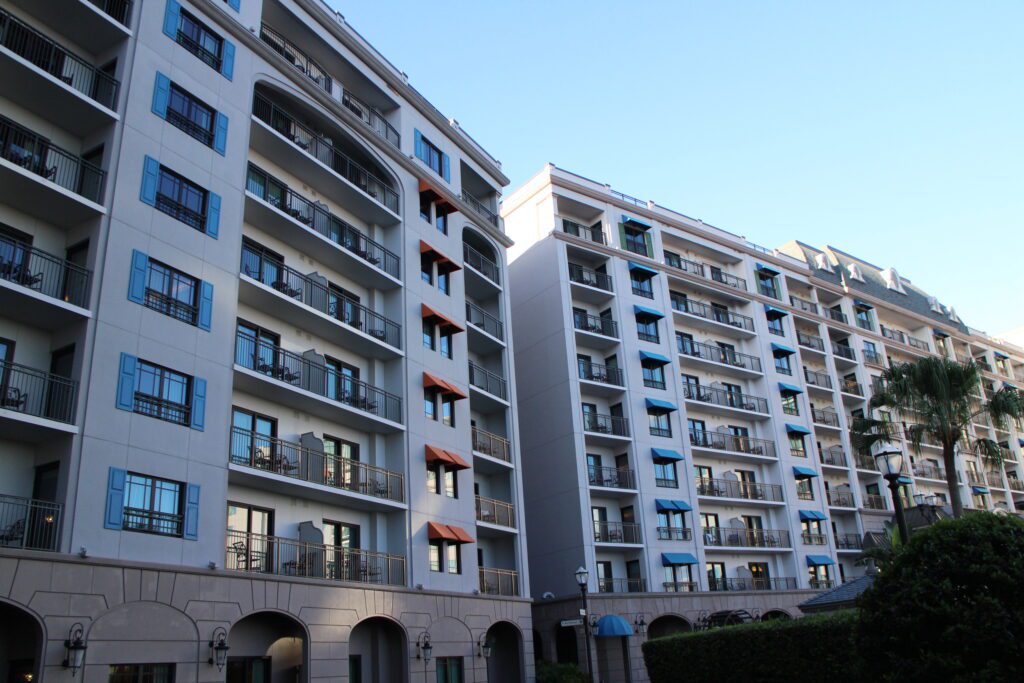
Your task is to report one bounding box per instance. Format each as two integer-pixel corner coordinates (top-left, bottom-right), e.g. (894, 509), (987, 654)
(230, 541), (252, 570)
(1, 387), (27, 411)
(0, 518), (25, 546)
(271, 280), (302, 299)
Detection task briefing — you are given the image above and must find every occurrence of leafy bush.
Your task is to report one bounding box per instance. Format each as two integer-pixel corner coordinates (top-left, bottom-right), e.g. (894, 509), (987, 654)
(642, 611), (860, 683)
(535, 660), (588, 683)
(857, 513), (1024, 682)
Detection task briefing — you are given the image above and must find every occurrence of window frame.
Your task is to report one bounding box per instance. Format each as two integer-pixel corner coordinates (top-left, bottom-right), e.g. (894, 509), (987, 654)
(176, 8), (224, 71)
(166, 82), (216, 146)
(155, 165), (207, 232)
(145, 258), (199, 325)
(133, 359), (192, 425)
(122, 472), (185, 537)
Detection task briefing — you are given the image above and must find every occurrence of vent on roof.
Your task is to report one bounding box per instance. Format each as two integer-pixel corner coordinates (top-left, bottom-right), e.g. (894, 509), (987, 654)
(846, 263), (865, 282)
(814, 253), (833, 272)
(880, 267), (906, 294)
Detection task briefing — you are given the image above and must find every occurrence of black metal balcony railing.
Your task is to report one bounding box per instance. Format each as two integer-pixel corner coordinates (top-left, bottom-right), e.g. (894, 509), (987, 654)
(663, 581), (698, 592)
(797, 330), (825, 352)
(0, 235), (91, 307)
(226, 529), (404, 586)
(670, 296), (754, 332)
(708, 577), (798, 592)
(986, 471), (1004, 488)
(597, 577), (647, 594)
(912, 462), (945, 480)
(578, 360), (624, 386)
(695, 477), (784, 502)
(562, 218), (605, 244)
(789, 295), (818, 314)
(907, 335), (930, 352)
(701, 526), (791, 548)
(801, 532), (827, 545)
(479, 567), (518, 596)
(87, 0), (133, 26)
(840, 379), (863, 396)
(461, 190), (499, 228)
(568, 263), (613, 291)
(594, 520), (642, 544)
(0, 494), (61, 551)
(812, 407), (841, 427)
(463, 242), (500, 285)
(854, 453), (879, 471)
(864, 349), (884, 367)
(819, 445), (847, 467)
(588, 465), (636, 490)
(663, 252), (704, 277)
(465, 300), (504, 341)
(247, 165), (401, 279)
(880, 325), (906, 345)
(476, 495), (515, 528)
(689, 429), (777, 458)
(234, 330), (402, 423)
(824, 308), (848, 324)
(709, 268), (747, 291)
(0, 360), (77, 424)
(468, 361), (507, 400)
(144, 287), (197, 325)
(573, 312), (618, 338)
(0, 113), (105, 202)
(809, 579), (836, 590)
(240, 244), (401, 350)
(678, 339), (763, 373)
(583, 412), (630, 437)
(827, 490), (856, 507)
(259, 24), (331, 93)
(252, 94), (399, 213)
(832, 344), (856, 362)
(0, 8), (120, 108)
(230, 427), (404, 502)
(862, 494), (888, 510)
(804, 367), (833, 389)
(471, 425), (511, 462)
(123, 507), (183, 536)
(341, 90), (400, 148)
(657, 526), (693, 541)
(681, 384), (769, 414)
(835, 533), (863, 550)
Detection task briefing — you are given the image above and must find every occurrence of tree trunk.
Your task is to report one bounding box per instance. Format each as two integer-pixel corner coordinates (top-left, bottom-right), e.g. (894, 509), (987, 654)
(943, 443), (963, 518)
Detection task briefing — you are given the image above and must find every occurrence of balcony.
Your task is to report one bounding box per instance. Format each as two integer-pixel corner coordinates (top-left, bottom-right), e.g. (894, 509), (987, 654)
(832, 344), (856, 363)
(681, 384), (769, 416)
(855, 454), (879, 471)
(259, 24), (331, 94)
(835, 533), (863, 550)
(228, 427), (404, 507)
(839, 379), (863, 397)
(7, 1), (131, 55)
(812, 408), (841, 428)
(678, 339), (763, 377)
(986, 472), (1004, 488)
(0, 360), (77, 436)
(670, 295), (755, 337)
(479, 567), (519, 596)
(663, 581), (698, 592)
(594, 521), (642, 544)
(790, 295), (818, 315)
(463, 243), (501, 288)
(597, 577), (646, 594)
(588, 465), (636, 491)
(663, 252), (704, 277)
(689, 429), (777, 459)
(708, 577), (798, 592)
(819, 445), (847, 468)
(0, 113), (105, 224)
(826, 490), (856, 508)
(251, 93), (399, 221)
(804, 367), (833, 390)
(0, 235), (91, 328)
(801, 533), (827, 545)
(468, 361), (508, 404)
(0, 494), (61, 551)
(824, 308), (848, 325)
(245, 164), (401, 287)
(568, 263), (614, 295)
(472, 425), (511, 465)
(573, 312), (619, 346)
(233, 330), (402, 432)
(912, 462), (946, 481)
(862, 494), (888, 511)
(907, 335), (930, 352)
(797, 330), (825, 353)
(475, 495), (516, 528)
(880, 325), (907, 346)
(465, 301), (504, 349)
(701, 527), (791, 549)
(0, 7), (119, 134)
(864, 349), (884, 367)
(695, 477), (784, 503)
(1008, 478), (1024, 492)
(583, 412), (630, 440)
(562, 218), (605, 244)
(225, 530), (404, 586)
(657, 526), (693, 542)
(809, 579), (836, 590)
(462, 190), (500, 228)
(578, 360), (625, 396)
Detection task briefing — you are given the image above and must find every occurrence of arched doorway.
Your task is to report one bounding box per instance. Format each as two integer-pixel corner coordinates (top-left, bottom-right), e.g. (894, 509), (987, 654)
(554, 625), (578, 664)
(760, 610), (792, 622)
(647, 615), (692, 640)
(0, 601), (42, 683)
(485, 621), (523, 683)
(348, 616), (407, 683)
(228, 611), (307, 683)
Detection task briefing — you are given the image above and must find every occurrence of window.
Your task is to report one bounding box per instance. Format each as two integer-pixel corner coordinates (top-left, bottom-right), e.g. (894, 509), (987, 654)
(444, 468), (458, 498)
(167, 83), (215, 146)
(636, 315), (659, 343)
(145, 259), (199, 325)
(437, 271), (450, 295)
(775, 354), (792, 375)
(781, 393), (799, 416)
(109, 664), (175, 683)
(415, 132), (444, 177)
(809, 564), (831, 588)
(648, 410), (672, 437)
(419, 195), (452, 234)
(855, 306), (874, 330)
(424, 389), (438, 421)
(435, 657), (464, 683)
(654, 460), (678, 488)
(134, 360), (191, 425)
(429, 540), (442, 572)
(789, 434), (806, 457)
(802, 519), (824, 543)
(664, 564), (693, 591)
(630, 273), (654, 298)
(423, 320), (436, 350)
(757, 272), (779, 299)
(767, 315), (784, 336)
(156, 165), (207, 231)
(796, 478), (814, 500)
(230, 407), (276, 467)
(420, 253), (433, 284)
(123, 473), (183, 536)
(446, 543), (461, 573)
(439, 330), (453, 359)
(622, 225), (648, 256)
(441, 395), (455, 427)
(707, 562), (726, 591)
(176, 9), (224, 71)
(642, 362), (665, 389)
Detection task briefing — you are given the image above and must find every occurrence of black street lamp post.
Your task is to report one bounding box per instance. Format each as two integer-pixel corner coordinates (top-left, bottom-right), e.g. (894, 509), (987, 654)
(874, 445), (910, 544)
(575, 566), (594, 682)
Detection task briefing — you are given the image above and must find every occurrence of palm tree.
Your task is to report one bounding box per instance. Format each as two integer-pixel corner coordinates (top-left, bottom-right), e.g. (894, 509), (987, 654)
(850, 356), (1024, 518)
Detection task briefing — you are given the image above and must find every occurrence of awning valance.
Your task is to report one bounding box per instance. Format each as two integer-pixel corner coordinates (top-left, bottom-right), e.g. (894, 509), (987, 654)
(639, 350), (671, 365)
(655, 499), (692, 512)
(994, 351), (1009, 360)
(799, 510), (828, 521)
(786, 424), (813, 435)
(426, 522), (475, 544)
(779, 382), (803, 395)
(628, 261), (659, 277)
(425, 445), (470, 470)
(932, 328), (950, 339)
(633, 304), (665, 320)
(421, 304), (465, 333)
(645, 398), (677, 413)
(756, 263), (780, 276)
(419, 240), (462, 273)
(972, 486), (989, 495)
(806, 554), (835, 566)
(771, 343), (796, 357)
(896, 476), (913, 486)
(661, 552), (698, 566)
(764, 305), (788, 319)
(423, 372), (468, 400)
(621, 214), (651, 229)
(651, 448), (684, 462)
(596, 614), (634, 637)
(793, 466), (818, 479)
(853, 299), (874, 310)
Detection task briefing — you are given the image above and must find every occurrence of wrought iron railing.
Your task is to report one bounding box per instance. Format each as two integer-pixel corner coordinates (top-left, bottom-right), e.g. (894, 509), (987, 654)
(123, 507), (182, 536)
(709, 267), (747, 291)
(670, 295), (754, 331)
(681, 384), (768, 414)
(912, 462), (945, 480)
(568, 263), (613, 291)
(827, 490), (856, 507)
(593, 520), (642, 544)
(597, 577), (647, 594)
(87, 0), (133, 26)
(862, 494), (888, 510)
(678, 338), (762, 373)
(341, 90), (400, 148)
(804, 367), (833, 389)
(0, 113), (105, 201)
(797, 330), (825, 352)
(880, 325), (906, 345)
(471, 425), (510, 462)
(475, 495), (515, 528)
(0, 235), (90, 307)
(663, 251), (704, 277)
(578, 360), (624, 386)
(701, 527), (790, 548)
(832, 344), (856, 361)
(0, 494), (61, 551)
(864, 349), (884, 366)
(468, 361), (507, 399)
(465, 301), (503, 340)
(479, 567), (518, 596)
(812, 407), (840, 427)
(819, 445), (847, 467)
(461, 190), (499, 227)
(835, 533), (862, 550)
(583, 412), (629, 437)
(789, 295), (818, 314)
(259, 24), (331, 93)
(562, 218), (605, 244)
(663, 581), (697, 592)
(708, 577), (798, 592)
(588, 465), (636, 490)
(801, 533), (827, 545)
(695, 477), (783, 502)
(907, 335), (930, 352)
(463, 242), (500, 285)
(824, 308), (848, 324)
(689, 429), (776, 458)
(573, 312), (618, 338)
(0, 360), (77, 423)
(656, 527), (692, 541)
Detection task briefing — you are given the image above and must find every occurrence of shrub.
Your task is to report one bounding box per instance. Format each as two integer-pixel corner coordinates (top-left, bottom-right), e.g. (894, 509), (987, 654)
(535, 660), (588, 683)
(857, 513), (1024, 682)
(642, 611), (860, 683)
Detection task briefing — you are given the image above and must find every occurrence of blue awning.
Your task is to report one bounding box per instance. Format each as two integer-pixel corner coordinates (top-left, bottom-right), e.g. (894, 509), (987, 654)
(621, 214), (651, 229)
(799, 510), (827, 521)
(896, 476), (913, 485)
(595, 614), (634, 637)
(651, 448), (684, 462)
(972, 486), (989, 495)
(646, 398), (678, 412)
(633, 304), (665, 320)
(932, 328), (949, 338)
(661, 552), (698, 566)
(786, 423), (813, 435)
(764, 304), (788, 319)
(779, 382), (803, 395)
(1003, 382), (1017, 390)
(756, 262), (780, 276)
(994, 351), (1009, 360)
(771, 343), (796, 356)
(655, 499), (692, 512)
(628, 261), (659, 277)
(806, 555), (836, 567)
(639, 350), (671, 365)
(793, 466), (818, 479)
(1018, 438), (1024, 447)
(853, 299), (874, 310)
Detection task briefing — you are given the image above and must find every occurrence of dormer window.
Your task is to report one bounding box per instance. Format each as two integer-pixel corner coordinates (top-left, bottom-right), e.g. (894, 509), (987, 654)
(846, 263), (865, 282)
(881, 267), (906, 294)
(813, 253), (832, 272)
(927, 296), (943, 314)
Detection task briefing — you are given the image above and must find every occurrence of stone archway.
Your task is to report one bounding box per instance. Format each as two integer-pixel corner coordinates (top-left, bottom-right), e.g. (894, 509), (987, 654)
(760, 609), (792, 622)
(647, 614), (692, 640)
(348, 616), (407, 683)
(227, 611), (307, 683)
(0, 600), (43, 683)
(485, 621), (523, 683)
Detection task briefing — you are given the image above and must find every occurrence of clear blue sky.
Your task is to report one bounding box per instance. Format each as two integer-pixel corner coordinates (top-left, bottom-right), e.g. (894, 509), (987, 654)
(330, 0), (1022, 335)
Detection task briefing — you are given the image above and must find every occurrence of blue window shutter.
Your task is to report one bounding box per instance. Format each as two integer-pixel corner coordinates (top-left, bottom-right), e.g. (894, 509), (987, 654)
(140, 156), (160, 206)
(213, 112), (229, 155)
(162, 0), (181, 39)
(151, 72), (171, 119)
(228, 0), (241, 10)
(183, 484), (200, 540)
(221, 40), (235, 81)
(190, 377), (206, 431)
(442, 153), (451, 183)
(104, 467), (127, 530)
(205, 191), (221, 238)
(197, 280), (214, 331)
(127, 250), (149, 304)
(116, 353), (138, 411)
(414, 129), (424, 161)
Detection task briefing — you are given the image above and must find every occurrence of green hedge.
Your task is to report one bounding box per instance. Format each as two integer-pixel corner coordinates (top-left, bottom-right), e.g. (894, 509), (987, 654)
(535, 661), (588, 683)
(642, 611), (861, 683)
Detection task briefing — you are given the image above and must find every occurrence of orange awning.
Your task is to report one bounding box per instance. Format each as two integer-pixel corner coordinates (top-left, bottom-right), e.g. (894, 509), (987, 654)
(418, 180), (456, 214)
(421, 303), (465, 333)
(419, 240), (462, 273)
(424, 445), (470, 470)
(422, 372), (468, 400)
(427, 521), (475, 544)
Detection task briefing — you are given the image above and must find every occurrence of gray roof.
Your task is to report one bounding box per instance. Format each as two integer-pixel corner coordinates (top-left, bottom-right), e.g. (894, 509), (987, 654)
(798, 574), (876, 613)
